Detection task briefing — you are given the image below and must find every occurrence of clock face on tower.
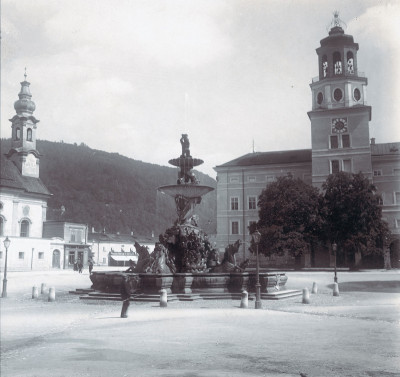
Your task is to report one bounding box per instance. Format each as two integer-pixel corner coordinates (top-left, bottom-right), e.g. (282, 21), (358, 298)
(332, 118), (348, 133)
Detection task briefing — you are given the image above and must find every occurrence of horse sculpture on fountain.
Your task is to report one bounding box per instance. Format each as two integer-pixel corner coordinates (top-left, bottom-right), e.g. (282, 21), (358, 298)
(211, 240), (249, 273)
(133, 241), (176, 274)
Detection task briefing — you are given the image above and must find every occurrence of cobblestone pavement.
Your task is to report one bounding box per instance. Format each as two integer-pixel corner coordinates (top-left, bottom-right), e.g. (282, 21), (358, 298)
(1, 269), (399, 377)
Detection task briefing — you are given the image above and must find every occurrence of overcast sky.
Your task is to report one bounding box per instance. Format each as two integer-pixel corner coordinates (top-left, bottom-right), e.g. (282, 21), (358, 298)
(2, 0), (399, 178)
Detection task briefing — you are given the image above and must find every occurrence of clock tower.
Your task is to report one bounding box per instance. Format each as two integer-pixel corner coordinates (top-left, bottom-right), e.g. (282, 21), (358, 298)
(308, 12), (372, 188)
(7, 72), (41, 178)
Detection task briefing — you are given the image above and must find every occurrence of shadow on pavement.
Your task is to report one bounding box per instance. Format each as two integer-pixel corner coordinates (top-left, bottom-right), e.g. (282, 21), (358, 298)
(327, 280), (400, 293)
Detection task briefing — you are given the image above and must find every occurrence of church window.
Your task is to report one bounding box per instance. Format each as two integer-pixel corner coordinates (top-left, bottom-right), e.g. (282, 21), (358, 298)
(231, 221), (239, 235)
(231, 197), (239, 211)
(353, 88), (361, 101)
(322, 55), (328, 77)
(20, 220), (30, 237)
(317, 92), (323, 105)
(333, 88), (343, 102)
(16, 127), (21, 140)
(343, 159), (352, 173)
(330, 136), (339, 149)
(331, 160), (340, 174)
(342, 134), (351, 148)
(27, 128), (32, 141)
(333, 52), (342, 74)
(248, 196), (257, 210)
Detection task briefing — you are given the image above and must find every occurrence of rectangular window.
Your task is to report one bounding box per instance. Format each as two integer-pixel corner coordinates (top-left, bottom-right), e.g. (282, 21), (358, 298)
(19, 252), (25, 259)
(330, 135), (339, 149)
(231, 221), (239, 235)
(231, 197), (239, 210)
(229, 177), (239, 183)
(395, 192), (400, 204)
(331, 160), (340, 174)
(374, 170), (382, 176)
(266, 175), (275, 183)
(342, 134), (350, 148)
(248, 176), (256, 182)
(394, 169), (400, 176)
(38, 252), (44, 259)
(0, 251), (3, 259)
(343, 159), (352, 172)
(103, 257), (106, 264)
(396, 219), (400, 228)
(248, 196), (257, 210)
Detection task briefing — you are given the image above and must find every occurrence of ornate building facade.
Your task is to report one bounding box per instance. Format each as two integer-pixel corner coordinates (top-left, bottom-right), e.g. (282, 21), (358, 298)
(214, 15), (400, 268)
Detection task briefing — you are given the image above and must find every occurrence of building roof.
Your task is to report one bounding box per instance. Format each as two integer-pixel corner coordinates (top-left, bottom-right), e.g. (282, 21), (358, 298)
(88, 232), (154, 244)
(0, 154), (51, 197)
(215, 149), (312, 169)
(371, 142), (400, 156)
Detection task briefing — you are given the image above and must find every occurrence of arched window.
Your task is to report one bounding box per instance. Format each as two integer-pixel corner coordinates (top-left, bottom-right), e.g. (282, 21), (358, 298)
(347, 52), (354, 74)
(322, 55), (328, 77)
(333, 52), (342, 75)
(16, 127), (21, 140)
(27, 128), (32, 141)
(20, 220), (30, 237)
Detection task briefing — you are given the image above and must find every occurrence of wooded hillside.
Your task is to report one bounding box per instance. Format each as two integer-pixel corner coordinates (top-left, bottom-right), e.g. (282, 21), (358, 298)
(1, 139), (217, 237)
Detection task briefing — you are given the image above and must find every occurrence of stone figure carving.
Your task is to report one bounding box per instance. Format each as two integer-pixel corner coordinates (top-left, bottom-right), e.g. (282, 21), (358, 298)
(133, 242), (152, 273)
(180, 134), (191, 157)
(211, 240), (249, 273)
(147, 243), (175, 274)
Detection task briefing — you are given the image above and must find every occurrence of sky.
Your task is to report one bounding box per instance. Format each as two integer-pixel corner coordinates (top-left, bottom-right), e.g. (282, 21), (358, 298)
(1, 0), (400, 178)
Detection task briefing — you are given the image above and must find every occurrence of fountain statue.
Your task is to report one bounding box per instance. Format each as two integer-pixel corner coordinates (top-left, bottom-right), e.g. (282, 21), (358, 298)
(87, 135), (292, 301)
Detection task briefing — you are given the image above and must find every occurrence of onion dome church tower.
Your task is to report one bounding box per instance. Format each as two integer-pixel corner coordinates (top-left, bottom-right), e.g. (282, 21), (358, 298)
(308, 12), (372, 188)
(7, 71), (41, 178)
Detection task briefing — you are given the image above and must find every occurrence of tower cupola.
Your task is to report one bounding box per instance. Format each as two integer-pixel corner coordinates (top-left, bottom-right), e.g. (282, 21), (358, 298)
(14, 78), (36, 115)
(7, 71), (41, 178)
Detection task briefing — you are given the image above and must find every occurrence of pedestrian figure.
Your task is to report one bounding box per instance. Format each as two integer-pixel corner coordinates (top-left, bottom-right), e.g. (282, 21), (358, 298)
(78, 260), (83, 273)
(120, 275), (132, 318)
(88, 259), (94, 274)
(73, 261), (78, 271)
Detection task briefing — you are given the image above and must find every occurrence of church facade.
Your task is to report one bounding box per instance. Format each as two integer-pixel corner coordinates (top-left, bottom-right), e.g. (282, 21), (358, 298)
(214, 15), (400, 268)
(0, 77), (92, 271)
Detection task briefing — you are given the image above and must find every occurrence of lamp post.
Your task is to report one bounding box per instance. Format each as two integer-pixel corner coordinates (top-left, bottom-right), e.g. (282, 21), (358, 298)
(332, 242), (338, 283)
(2, 237), (11, 298)
(252, 230), (262, 309)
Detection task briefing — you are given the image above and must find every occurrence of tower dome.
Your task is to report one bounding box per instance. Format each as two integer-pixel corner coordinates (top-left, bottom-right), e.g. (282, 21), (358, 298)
(14, 80), (36, 115)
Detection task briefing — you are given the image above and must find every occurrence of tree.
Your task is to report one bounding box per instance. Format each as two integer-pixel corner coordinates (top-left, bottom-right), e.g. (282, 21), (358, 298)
(321, 172), (390, 268)
(252, 175), (322, 265)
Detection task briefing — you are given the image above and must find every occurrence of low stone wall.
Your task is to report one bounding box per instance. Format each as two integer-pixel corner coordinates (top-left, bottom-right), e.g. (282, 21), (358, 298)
(89, 271), (288, 295)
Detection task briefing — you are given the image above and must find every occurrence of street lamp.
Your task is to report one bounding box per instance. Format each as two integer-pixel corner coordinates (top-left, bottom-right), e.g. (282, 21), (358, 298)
(2, 236), (11, 298)
(252, 230), (262, 309)
(332, 241), (338, 283)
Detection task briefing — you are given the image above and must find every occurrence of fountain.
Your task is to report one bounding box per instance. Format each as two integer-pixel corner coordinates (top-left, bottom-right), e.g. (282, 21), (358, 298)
(86, 135), (296, 302)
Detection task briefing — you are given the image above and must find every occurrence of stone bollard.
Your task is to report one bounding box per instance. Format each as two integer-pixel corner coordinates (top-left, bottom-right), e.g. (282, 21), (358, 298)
(41, 283), (47, 294)
(240, 291), (249, 309)
(333, 282), (340, 297)
(48, 287), (56, 302)
(302, 288), (310, 304)
(32, 286), (39, 299)
(311, 282), (318, 294)
(160, 289), (167, 307)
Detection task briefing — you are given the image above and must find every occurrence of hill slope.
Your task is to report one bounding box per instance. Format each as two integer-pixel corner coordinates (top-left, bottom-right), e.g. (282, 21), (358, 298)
(1, 139), (217, 237)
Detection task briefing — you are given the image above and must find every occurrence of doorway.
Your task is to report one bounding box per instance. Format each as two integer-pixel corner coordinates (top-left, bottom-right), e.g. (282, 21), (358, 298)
(52, 249), (61, 268)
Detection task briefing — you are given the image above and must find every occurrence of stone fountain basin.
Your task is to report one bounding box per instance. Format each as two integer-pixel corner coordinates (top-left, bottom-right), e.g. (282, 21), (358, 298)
(158, 184), (214, 199)
(89, 271), (288, 295)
